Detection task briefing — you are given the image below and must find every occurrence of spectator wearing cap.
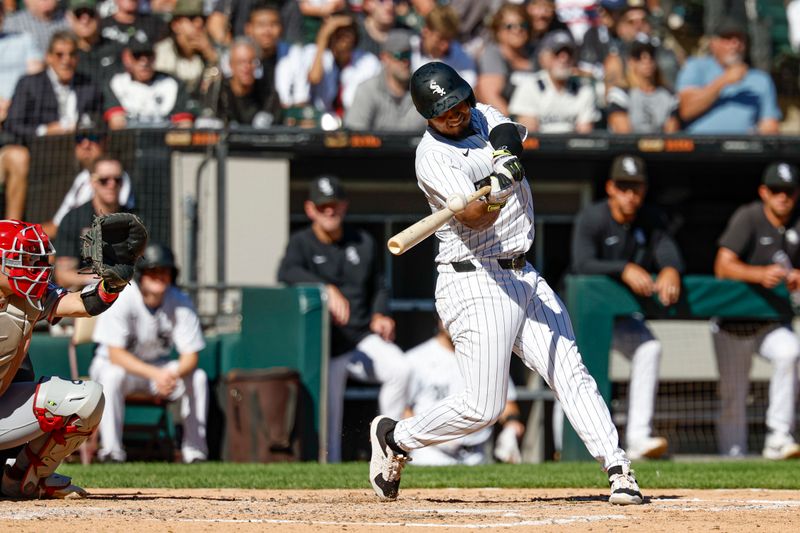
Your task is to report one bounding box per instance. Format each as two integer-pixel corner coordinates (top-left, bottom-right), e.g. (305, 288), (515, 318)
(712, 162), (800, 460)
(99, 0), (166, 59)
(411, 5), (477, 88)
(508, 29), (596, 133)
(205, 37), (281, 127)
(475, 3), (536, 116)
(606, 37), (679, 133)
(277, 175), (410, 463)
(570, 154), (683, 461)
(344, 29), (425, 132)
(4, 0), (69, 55)
(0, 2), (44, 125)
(42, 129), (135, 238)
(104, 33), (195, 129)
(67, 0), (118, 84)
(154, 0), (218, 97)
(291, 13), (380, 118)
(5, 30), (103, 141)
(676, 17), (780, 134)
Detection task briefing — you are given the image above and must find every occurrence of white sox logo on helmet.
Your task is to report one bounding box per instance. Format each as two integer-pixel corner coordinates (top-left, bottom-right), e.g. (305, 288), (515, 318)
(429, 81), (446, 96)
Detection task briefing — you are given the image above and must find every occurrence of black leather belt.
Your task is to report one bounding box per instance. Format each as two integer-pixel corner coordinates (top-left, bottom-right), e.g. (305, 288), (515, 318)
(449, 255), (526, 272)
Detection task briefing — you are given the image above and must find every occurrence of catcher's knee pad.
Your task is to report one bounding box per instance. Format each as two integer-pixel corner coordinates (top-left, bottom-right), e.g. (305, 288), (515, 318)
(4, 377), (104, 497)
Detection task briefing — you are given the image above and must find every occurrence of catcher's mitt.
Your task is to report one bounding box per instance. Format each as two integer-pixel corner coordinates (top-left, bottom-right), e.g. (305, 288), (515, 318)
(81, 213), (149, 292)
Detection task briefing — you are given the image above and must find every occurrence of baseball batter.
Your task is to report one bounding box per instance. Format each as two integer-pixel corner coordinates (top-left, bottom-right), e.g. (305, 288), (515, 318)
(0, 215), (146, 498)
(369, 62), (643, 505)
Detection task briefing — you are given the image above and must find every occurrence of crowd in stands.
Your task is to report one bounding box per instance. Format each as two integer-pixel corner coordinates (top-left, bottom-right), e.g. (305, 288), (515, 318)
(0, 0), (799, 137)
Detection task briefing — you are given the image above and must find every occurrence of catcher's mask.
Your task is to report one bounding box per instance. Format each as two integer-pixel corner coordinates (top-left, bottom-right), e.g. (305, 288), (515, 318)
(0, 220), (55, 310)
(135, 243), (178, 284)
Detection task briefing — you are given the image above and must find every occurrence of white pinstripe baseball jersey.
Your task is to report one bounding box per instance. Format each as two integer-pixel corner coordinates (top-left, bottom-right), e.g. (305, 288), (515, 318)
(415, 103), (534, 264)
(391, 101), (631, 476)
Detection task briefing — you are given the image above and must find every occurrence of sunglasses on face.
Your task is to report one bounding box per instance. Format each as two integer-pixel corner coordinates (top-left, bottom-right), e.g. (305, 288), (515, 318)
(132, 51), (155, 61)
(391, 50), (412, 61)
(73, 7), (97, 18)
(503, 22), (529, 31)
(96, 175), (122, 186)
(75, 133), (103, 143)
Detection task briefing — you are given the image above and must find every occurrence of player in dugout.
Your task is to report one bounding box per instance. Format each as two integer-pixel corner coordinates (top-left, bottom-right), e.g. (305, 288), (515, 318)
(0, 214), (147, 498)
(277, 175), (410, 463)
(570, 155), (683, 460)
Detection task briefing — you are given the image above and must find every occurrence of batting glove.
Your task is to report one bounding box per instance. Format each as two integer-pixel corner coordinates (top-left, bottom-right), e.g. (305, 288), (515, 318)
(485, 173), (514, 211)
(492, 149), (525, 182)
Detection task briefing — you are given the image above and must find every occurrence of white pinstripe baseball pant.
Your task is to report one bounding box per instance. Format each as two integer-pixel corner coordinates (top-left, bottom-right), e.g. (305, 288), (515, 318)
(392, 262), (629, 470)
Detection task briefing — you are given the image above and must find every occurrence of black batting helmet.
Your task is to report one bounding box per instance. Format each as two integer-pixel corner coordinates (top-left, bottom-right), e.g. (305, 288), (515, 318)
(409, 62), (475, 119)
(135, 243), (179, 284)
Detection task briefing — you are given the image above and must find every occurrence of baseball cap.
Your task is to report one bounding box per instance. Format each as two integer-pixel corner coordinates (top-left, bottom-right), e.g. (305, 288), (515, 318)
(382, 29), (412, 55)
(539, 30), (576, 53)
(309, 175), (346, 205)
(600, 0), (648, 13)
(68, 0), (96, 11)
(610, 155), (647, 183)
(126, 31), (154, 54)
(173, 0), (204, 18)
(762, 162), (800, 189)
(713, 17), (747, 39)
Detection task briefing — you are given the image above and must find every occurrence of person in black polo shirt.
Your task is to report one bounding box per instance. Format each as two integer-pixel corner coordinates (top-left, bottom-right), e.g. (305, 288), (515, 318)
(571, 154), (683, 460)
(277, 175), (410, 463)
(713, 162), (800, 460)
(54, 155), (132, 289)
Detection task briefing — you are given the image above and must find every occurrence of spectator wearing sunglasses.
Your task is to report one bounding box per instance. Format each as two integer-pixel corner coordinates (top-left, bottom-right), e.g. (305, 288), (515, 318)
(606, 38), (679, 134)
(54, 155), (134, 288)
(476, 3), (537, 116)
(344, 29), (424, 131)
(5, 30), (103, 141)
(66, 0), (118, 85)
(154, 0), (218, 97)
(104, 33), (195, 129)
(42, 130), (134, 238)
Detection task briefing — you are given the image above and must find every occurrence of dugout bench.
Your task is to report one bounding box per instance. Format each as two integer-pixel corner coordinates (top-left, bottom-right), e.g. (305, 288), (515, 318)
(562, 274), (795, 461)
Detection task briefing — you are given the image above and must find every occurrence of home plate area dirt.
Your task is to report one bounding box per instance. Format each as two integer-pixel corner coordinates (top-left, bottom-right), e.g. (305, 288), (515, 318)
(2, 488), (800, 532)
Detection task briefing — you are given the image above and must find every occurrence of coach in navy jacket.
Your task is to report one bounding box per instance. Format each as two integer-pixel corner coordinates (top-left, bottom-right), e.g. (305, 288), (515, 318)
(5, 30), (102, 142)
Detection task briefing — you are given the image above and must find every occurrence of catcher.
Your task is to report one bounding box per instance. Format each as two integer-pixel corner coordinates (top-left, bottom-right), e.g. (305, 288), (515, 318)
(0, 213), (147, 498)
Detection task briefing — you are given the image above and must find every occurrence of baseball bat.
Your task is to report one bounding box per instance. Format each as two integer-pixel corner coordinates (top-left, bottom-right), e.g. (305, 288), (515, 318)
(388, 185), (492, 255)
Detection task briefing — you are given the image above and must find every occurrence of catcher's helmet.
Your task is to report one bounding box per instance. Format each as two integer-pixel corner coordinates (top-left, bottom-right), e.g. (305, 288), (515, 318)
(136, 242), (178, 284)
(0, 220), (54, 309)
(410, 62), (475, 119)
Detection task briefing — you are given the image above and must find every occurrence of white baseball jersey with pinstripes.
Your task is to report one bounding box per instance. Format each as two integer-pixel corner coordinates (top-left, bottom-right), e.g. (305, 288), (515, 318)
(416, 103), (533, 263)
(392, 103), (630, 471)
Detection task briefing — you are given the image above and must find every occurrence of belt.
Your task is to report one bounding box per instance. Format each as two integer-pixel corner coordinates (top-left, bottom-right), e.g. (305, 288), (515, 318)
(450, 254), (526, 272)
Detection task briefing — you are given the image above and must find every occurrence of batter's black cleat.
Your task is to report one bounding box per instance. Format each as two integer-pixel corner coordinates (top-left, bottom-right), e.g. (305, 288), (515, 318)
(369, 415), (409, 501)
(608, 464), (643, 505)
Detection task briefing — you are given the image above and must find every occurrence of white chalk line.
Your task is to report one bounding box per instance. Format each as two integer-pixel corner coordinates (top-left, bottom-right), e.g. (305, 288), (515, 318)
(167, 515), (628, 528)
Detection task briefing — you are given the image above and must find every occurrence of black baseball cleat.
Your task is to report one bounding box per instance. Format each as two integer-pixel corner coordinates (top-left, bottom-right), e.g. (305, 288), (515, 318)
(369, 415), (409, 501)
(608, 464), (643, 505)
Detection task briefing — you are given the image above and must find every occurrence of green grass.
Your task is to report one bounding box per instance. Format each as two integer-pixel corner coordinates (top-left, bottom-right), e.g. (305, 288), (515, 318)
(57, 460), (800, 490)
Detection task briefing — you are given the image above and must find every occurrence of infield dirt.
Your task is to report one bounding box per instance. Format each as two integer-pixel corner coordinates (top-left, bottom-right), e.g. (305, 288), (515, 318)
(2, 487), (800, 531)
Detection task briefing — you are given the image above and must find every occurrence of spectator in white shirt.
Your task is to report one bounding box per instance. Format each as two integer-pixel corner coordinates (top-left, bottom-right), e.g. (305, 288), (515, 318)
(508, 29), (596, 133)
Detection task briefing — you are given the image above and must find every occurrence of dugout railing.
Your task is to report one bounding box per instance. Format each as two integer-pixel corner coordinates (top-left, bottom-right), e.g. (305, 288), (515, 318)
(562, 275), (796, 461)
